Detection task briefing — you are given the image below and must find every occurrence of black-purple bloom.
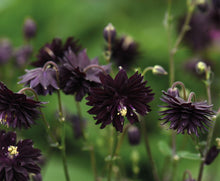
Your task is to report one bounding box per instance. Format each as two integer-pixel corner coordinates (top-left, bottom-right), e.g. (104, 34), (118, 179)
(160, 89), (214, 136)
(19, 67), (59, 95)
(0, 39), (12, 64)
(31, 37), (82, 67)
(87, 69), (154, 132)
(0, 82), (43, 129)
(0, 130), (41, 181)
(111, 36), (139, 69)
(59, 49), (111, 101)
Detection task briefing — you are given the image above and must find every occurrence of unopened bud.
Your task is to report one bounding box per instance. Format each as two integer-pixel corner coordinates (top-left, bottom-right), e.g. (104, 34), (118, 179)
(103, 23), (116, 43)
(205, 145), (220, 165)
(0, 39), (12, 64)
(196, 61), (207, 74)
(128, 126), (141, 146)
(216, 138), (220, 149)
(167, 88), (179, 98)
(152, 65), (168, 75)
(23, 18), (37, 40)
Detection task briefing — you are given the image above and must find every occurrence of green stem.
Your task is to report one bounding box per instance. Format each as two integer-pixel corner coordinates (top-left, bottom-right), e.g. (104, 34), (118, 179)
(107, 130), (118, 181)
(197, 76), (215, 181)
(75, 100), (98, 180)
(141, 119), (160, 181)
(142, 67), (153, 76)
(57, 90), (70, 181)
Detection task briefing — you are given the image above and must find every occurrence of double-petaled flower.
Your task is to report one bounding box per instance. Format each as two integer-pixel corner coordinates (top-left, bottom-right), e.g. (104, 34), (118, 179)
(0, 82), (43, 129)
(87, 69), (154, 132)
(160, 88), (214, 136)
(0, 130), (41, 181)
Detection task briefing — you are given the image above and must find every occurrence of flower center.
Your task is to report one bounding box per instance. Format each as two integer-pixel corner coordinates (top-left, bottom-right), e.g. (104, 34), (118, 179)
(0, 114), (7, 124)
(8, 145), (19, 158)
(118, 105), (127, 117)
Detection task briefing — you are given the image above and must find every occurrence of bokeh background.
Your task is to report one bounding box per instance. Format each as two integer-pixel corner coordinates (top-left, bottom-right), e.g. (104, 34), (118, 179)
(1, 0), (220, 180)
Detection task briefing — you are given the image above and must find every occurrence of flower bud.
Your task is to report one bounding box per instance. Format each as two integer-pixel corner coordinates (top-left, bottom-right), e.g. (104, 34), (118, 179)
(23, 18), (37, 40)
(196, 61), (207, 74)
(0, 39), (12, 64)
(205, 145), (220, 165)
(128, 125), (141, 146)
(167, 88), (179, 97)
(103, 23), (116, 43)
(216, 138), (220, 149)
(14, 45), (33, 67)
(152, 65), (168, 75)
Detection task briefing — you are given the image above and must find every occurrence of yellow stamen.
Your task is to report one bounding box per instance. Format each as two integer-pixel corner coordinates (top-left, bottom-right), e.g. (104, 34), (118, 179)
(8, 146), (19, 157)
(118, 106), (127, 117)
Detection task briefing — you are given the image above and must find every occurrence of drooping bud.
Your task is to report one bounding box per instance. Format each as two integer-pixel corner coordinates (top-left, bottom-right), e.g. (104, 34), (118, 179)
(23, 18), (37, 40)
(14, 45), (33, 67)
(205, 145), (220, 165)
(152, 65), (168, 75)
(128, 125), (141, 146)
(103, 23), (116, 43)
(167, 88), (179, 98)
(196, 61), (207, 74)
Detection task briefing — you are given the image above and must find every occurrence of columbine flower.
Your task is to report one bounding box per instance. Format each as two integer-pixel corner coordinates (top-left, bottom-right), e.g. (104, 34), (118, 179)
(0, 82), (43, 129)
(111, 36), (139, 69)
(19, 66), (59, 95)
(31, 37), (82, 67)
(127, 125), (141, 145)
(86, 69), (154, 132)
(159, 88), (214, 136)
(59, 49), (111, 101)
(0, 130), (41, 181)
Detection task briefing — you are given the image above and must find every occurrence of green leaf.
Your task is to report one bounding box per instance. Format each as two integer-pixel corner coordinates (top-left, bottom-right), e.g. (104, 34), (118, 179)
(158, 141), (172, 156)
(177, 151), (201, 160)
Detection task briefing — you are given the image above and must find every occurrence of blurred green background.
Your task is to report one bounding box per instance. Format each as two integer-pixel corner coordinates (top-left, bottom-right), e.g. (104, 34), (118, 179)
(1, 0), (220, 180)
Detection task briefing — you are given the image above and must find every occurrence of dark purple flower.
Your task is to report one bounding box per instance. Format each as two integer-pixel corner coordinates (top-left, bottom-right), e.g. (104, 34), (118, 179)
(87, 69), (154, 132)
(0, 82), (43, 129)
(23, 18), (37, 40)
(127, 125), (141, 145)
(14, 45), (33, 67)
(0, 39), (12, 64)
(19, 67), (59, 95)
(0, 130), (41, 181)
(213, 0), (220, 9)
(31, 37), (82, 67)
(205, 145), (220, 165)
(59, 49), (111, 101)
(160, 89), (214, 136)
(111, 36), (139, 69)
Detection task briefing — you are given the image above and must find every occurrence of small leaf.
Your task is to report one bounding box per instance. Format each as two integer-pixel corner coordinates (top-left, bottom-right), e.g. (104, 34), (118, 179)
(177, 151), (201, 160)
(158, 141), (172, 156)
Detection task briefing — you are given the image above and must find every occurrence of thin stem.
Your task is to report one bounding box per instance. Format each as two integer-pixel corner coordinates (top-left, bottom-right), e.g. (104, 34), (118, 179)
(197, 76), (215, 181)
(171, 81), (187, 100)
(182, 170), (192, 181)
(107, 130), (118, 181)
(57, 90), (70, 181)
(142, 67), (153, 76)
(18, 87), (58, 145)
(83, 64), (107, 75)
(141, 119), (160, 181)
(75, 101), (98, 180)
